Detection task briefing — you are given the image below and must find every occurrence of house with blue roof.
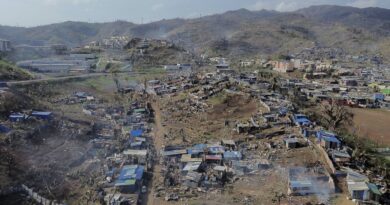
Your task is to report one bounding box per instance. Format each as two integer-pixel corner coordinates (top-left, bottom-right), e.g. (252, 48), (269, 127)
(317, 130), (341, 149)
(292, 114), (311, 126)
(223, 151), (242, 162)
(278, 107), (288, 117)
(0, 124), (11, 133)
(130, 129), (143, 138)
(320, 136), (341, 149)
(115, 165), (144, 193)
(9, 113), (28, 122)
(130, 141), (144, 149)
(187, 147), (205, 158)
(31, 111), (53, 120)
(187, 143), (206, 157)
(316, 130), (338, 139)
(207, 145), (225, 155)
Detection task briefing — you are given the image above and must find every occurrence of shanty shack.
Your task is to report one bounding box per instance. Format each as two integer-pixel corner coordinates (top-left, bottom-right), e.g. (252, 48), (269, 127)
(123, 149), (148, 165)
(114, 165), (144, 193)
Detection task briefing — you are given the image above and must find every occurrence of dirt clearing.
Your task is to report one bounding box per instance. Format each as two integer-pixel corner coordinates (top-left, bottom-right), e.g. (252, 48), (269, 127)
(350, 108), (390, 146)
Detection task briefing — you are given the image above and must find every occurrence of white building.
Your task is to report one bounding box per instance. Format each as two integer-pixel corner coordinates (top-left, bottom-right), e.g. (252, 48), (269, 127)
(0, 39), (11, 52)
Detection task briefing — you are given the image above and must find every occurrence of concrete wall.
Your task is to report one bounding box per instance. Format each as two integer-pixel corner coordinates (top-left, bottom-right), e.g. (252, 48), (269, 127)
(21, 184), (64, 205)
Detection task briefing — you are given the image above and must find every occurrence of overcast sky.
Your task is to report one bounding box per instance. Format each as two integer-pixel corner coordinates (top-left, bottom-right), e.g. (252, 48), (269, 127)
(0, 0), (389, 27)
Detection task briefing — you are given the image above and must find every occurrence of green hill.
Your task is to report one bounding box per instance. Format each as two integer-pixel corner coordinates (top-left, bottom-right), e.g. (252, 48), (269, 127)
(0, 60), (32, 81)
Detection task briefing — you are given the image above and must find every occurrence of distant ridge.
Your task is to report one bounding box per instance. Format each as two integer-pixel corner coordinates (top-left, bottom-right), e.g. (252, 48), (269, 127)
(1, 5), (389, 58)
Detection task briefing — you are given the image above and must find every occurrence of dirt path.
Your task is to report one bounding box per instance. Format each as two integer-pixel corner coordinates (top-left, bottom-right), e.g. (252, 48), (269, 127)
(144, 98), (168, 205)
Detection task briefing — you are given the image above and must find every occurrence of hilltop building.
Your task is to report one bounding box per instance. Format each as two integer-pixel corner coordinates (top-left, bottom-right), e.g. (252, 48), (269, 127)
(0, 39), (11, 52)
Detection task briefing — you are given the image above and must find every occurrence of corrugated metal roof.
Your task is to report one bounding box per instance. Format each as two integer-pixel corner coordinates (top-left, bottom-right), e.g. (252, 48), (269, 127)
(183, 162), (201, 171)
(123, 149), (147, 156)
(347, 170), (369, 182)
(115, 165), (144, 187)
(347, 181), (369, 191)
(181, 154), (202, 162)
(162, 149), (187, 156)
(32, 111), (52, 116)
(223, 151), (242, 160)
(321, 136), (340, 143)
(213, 166), (226, 172)
(290, 181), (313, 188)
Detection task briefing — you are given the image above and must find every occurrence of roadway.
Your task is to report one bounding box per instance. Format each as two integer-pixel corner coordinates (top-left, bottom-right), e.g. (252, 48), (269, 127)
(6, 70), (137, 86)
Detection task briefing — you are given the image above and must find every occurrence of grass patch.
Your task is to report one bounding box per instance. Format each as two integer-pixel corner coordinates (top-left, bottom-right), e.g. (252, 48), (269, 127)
(207, 92), (227, 105)
(0, 60), (33, 80)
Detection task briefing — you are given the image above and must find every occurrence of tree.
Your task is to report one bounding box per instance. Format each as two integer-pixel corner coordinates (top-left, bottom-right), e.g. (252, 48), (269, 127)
(319, 99), (353, 131)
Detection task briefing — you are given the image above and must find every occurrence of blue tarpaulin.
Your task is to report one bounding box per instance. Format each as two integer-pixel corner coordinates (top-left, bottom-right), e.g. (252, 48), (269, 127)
(322, 136), (341, 143)
(130, 129), (143, 137)
(31, 111), (52, 120)
(118, 165), (144, 181)
(316, 130), (337, 139)
(223, 151), (242, 161)
(115, 165), (144, 189)
(0, 124), (11, 133)
(293, 114), (311, 126)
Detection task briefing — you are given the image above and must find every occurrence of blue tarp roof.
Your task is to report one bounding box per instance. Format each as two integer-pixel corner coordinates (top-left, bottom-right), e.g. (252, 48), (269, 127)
(317, 130), (337, 138)
(294, 114), (307, 118)
(187, 148), (204, 155)
(118, 165), (144, 181)
(322, 136), (340, 143)
(130, 141), (143, 147)
(279, 107), (288, 114)
(293, 114), (311, 124)
(208, 146), (225, 154)
(130, 129), (143, 137)
(32, 111), (52, 116)
(9, 113), (25, 118)
(192, 144), (207, 150)
(0, 124), (11, 133)
(290, 181), (313, 188)
(295, 118), (311, 123)
(188, 144), (207, 155)
(223, 151), (242, 159)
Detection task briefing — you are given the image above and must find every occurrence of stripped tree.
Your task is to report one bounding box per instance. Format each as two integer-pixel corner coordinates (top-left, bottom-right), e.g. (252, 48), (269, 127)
(319, 99), (353, 131)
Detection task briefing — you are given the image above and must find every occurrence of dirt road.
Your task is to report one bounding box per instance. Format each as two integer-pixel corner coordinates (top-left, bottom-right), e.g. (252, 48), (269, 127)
(143, 98), (170, 205)
(5, 70), (141, 86)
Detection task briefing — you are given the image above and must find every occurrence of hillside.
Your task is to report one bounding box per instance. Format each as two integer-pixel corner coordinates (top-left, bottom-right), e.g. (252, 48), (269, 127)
(0, 21), (136, 47)
(1, 5), (390, 59)
(0, 60), (32, 81)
